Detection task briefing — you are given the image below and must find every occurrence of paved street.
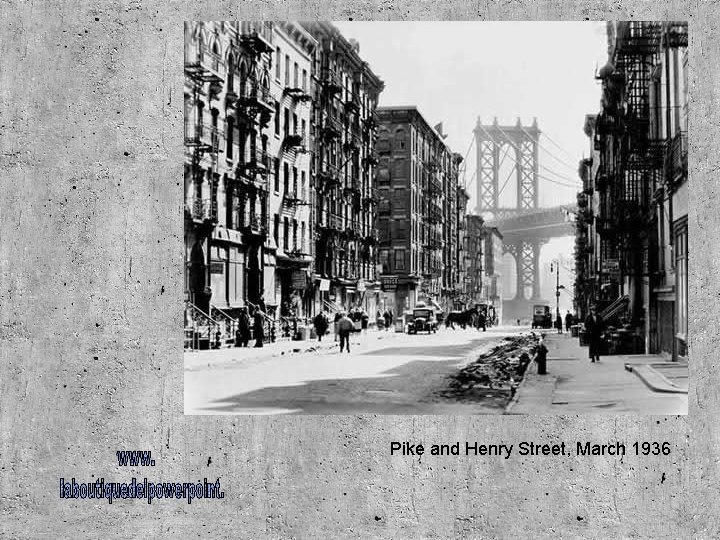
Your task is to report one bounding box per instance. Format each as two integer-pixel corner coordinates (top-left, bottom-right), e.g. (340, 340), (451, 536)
(184, 327), (523, 415)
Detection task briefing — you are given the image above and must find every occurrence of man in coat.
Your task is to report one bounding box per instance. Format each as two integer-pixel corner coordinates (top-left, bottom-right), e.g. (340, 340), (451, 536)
(253, 306), (265, 348)
(565, 311), (574, 334)
(313, 311), (329, 342)
(584, 305), (604, 362)
(236, 307), (251, 347)
(337, 312), (355, 353)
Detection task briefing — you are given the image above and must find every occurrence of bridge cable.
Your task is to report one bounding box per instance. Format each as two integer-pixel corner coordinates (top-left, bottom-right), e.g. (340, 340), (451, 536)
(492, 125), (582, 186)
(477, 124), (582, 191)
(517, 126), (580, 173)
(540, 131), (578, 164)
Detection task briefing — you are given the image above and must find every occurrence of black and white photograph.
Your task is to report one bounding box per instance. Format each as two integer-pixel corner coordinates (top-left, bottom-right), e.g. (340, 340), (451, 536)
(183, 21), (688, 415)
(4, 2), (717, 536)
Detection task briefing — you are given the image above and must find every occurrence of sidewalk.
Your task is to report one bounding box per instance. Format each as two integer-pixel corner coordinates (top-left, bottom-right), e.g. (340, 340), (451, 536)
(507, 333), (688, 415)
(184, 328), (404, 372)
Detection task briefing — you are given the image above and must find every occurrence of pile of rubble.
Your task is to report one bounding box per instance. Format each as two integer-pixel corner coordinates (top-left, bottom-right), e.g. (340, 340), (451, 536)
(441, 334), (541, 402)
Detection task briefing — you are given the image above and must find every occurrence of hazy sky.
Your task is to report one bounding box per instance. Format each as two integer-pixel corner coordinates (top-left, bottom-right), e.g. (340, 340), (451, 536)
(334, 21), (608, 209)
(333, 21), (608, 304)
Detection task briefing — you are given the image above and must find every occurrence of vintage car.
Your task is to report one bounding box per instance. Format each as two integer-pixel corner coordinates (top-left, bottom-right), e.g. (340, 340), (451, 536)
(407, 307), (438, 334)
(532, 304), (552, 329)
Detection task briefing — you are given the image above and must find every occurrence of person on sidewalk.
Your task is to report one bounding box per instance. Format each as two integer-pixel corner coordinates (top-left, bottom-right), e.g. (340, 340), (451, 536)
(337, 312), (354, 353)
(236, 307), (251, 347)
(252, 306), (265, 348)
(313, 311), (329, 342)
(333, 311), (342, 341)
(565, 310), (574, 334)
(555, 313), (563, 334)
(584, 305), (604, 362)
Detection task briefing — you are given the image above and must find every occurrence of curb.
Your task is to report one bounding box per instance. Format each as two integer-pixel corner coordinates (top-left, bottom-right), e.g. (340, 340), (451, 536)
(624, 362), (688, 394)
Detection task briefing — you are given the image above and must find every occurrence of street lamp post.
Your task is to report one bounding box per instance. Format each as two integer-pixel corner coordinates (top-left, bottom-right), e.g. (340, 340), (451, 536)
(551, 260), (565, 319)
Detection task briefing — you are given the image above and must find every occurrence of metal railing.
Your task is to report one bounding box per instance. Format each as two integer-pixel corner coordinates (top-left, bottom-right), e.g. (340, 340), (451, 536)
(185, 302), (222, 350)
(186, 198), (214, 221)
(240, 22), (274, 47)
(184, 120), (220, 152)
(665, 130), (688, 182)
(240, 81), (273, 108)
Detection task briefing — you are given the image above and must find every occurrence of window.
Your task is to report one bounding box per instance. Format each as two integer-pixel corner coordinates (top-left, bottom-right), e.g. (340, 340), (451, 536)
(227, 54), (234, 94)
(283, 217), (289, 250)
(301, 119), (306, 140)
(394, 249), (406, 271)
(379, 249), (390, 272)
(292, 167), (298, 195)
(292, 113), (298, 135)
(284, 55), (290, 86)
(284, 108), (290, 137)
(274, 102), (280, 135)
(301, 222), (306, 252)
(275, 47), (281, 79)
(226, 117), (234, 160)
(292, 219), (298, 250)
(274, 158), (280, 192)
(293, 62), (298, 88)
(283, 163), (289, 195)
(301, 170), (306, 198)
(302, 69), (307, 91)
(273, 214), (279, 246)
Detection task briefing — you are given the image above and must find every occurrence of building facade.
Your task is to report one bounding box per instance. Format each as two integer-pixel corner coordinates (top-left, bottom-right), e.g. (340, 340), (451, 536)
(300, 22), (384, 316)
(184, 22), (387, 341)
(184, 21), (277, 326)
(375, 106), (464, 316)
(269, 24), (316, 319)
(576, 21), (688, 359)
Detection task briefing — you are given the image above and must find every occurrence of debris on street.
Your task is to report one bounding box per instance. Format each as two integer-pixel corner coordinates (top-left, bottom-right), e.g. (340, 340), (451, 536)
(439, 333), (541, 402)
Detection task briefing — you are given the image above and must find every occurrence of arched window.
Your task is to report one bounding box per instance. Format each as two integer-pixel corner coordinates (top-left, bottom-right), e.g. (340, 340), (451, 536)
(239, 61), (247, 96)
(227, 53), (234, 94)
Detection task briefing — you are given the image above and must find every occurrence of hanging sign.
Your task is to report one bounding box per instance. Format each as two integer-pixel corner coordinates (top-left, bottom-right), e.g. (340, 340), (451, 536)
(319, 278), (331, 291)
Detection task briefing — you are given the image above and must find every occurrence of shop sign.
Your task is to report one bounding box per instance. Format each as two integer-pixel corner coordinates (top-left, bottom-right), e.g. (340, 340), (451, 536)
(209, 262), (224, 274)
(602, 259), (620, 279)
(381, 275), (398, 292)
(319, 278), (330, 291)
(292, 270), (307, 289)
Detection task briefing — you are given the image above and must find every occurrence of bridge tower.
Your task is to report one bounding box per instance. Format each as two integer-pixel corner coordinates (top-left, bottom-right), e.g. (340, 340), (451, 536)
(474, 117), (546, 323)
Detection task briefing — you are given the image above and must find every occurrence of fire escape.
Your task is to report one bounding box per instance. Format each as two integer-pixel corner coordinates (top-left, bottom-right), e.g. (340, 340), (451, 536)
(234, 24), (275, 242)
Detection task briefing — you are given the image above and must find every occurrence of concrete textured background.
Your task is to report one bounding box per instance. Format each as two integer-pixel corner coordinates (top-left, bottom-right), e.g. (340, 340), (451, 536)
(0, 1), (715, 538)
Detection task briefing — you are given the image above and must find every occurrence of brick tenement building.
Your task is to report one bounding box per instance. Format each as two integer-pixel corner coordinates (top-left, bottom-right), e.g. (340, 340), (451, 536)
(184, 21), (277, 325)
(375, 106), (465, 316)
(576, 21), (688, 359)
(300, 22), (384, 315)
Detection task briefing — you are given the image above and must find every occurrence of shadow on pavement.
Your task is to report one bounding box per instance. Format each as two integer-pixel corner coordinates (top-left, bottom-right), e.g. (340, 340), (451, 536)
(196, 355), (506, 415)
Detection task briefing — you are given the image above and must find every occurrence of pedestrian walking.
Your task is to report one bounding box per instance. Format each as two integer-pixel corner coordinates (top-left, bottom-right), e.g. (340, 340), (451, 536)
(333, 310), (342, 341)
(584, 305), (604, 362)
(555, 313), (563, 334)
(477, 311), (487, 332)
(313, 311), (329, 342)
(565, 310), (574, 334)
(253, 306), (265, 348)
(360, 310), (369, 334)
(383, 310), (391, 331)
(337, 312), (354, 353)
